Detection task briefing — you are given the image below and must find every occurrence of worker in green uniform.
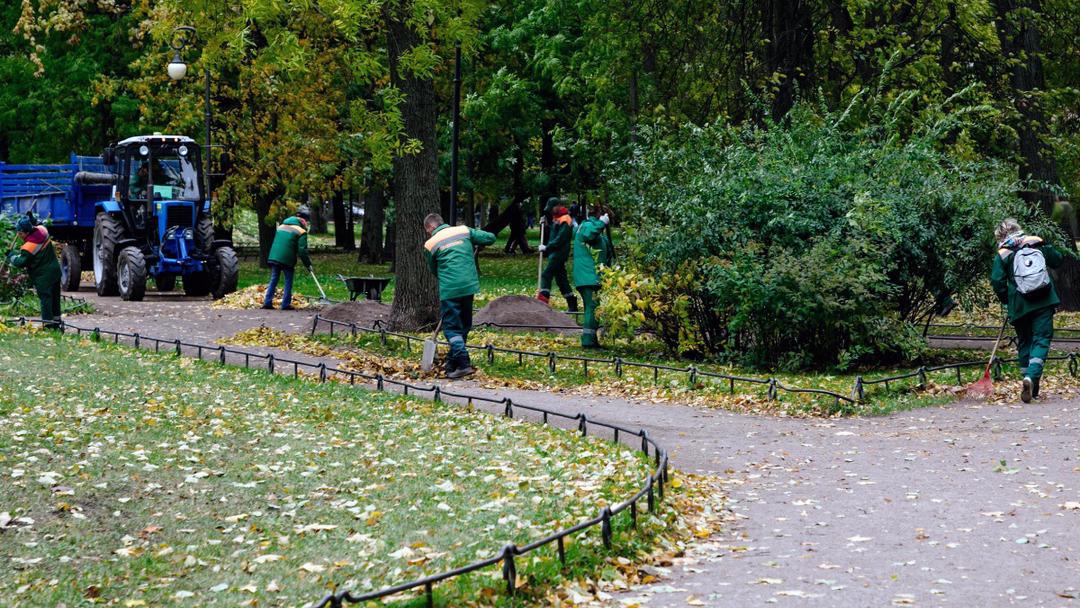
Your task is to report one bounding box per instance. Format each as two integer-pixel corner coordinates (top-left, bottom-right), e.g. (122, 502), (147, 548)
(423, 213), (497, 378)
(537, 197), (577, 312)
(6, 216), (62, 329)
(990, 217), (1062, 403)
(573, 206), (614, 348)
(262, 207), (312, 310)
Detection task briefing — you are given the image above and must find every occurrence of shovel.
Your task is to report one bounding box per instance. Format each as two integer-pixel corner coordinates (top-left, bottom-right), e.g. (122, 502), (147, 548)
(307, 266), (331, 305)
(968, 316), (1009, 399)
(421, 318), (443, 372)
(536, 221), (546, 291)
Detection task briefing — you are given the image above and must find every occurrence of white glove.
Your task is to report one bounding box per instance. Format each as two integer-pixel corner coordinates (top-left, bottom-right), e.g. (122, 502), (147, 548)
(538, 244), (547, 252)
(599, 213), (610, 225)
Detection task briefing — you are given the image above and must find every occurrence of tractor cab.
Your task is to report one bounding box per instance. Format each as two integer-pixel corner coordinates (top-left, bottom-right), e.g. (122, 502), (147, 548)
(107, 135), (204, 238)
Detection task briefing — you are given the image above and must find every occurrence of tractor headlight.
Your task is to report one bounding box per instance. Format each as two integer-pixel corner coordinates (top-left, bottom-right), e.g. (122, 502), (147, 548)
(139, 145), (150, 156)
(178, 145), (189, 156)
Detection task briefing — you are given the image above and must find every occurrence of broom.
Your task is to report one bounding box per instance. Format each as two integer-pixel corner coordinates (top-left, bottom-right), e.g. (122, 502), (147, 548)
(967, 316), (1009, 398)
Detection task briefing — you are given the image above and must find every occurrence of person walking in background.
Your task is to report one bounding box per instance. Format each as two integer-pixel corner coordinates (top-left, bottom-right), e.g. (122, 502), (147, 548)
(537, 197), (577, 312)
(990, 217), (1062, 403)
(262, 206), (312, 310)
(573, 205), (615, 348)
(423, 213), (497, 378)
(5, 215), (62, 329)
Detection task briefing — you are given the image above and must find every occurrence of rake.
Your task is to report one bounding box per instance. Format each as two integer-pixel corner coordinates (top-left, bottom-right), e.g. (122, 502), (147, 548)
(968, 316), (1009, 399)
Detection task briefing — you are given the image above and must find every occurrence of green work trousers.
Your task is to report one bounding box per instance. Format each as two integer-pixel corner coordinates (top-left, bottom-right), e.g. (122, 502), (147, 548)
(1015, 305), (1054, 380)
(578, 286), (599, 347)
(37, 279), (62, 329)
(440, 295), (474, 370)
(540, 259), (573, 300)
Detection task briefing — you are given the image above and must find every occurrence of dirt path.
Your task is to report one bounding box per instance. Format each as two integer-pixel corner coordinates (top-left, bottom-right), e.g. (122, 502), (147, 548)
(69, 293), (1080, 606)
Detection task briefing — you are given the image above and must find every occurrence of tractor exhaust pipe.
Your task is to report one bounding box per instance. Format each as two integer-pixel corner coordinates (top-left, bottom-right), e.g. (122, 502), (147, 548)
(74, 171), (117, 185)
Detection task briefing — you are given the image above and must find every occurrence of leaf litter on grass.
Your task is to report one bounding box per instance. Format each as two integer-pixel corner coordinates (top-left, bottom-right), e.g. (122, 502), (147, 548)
(0, 328), (714, 607)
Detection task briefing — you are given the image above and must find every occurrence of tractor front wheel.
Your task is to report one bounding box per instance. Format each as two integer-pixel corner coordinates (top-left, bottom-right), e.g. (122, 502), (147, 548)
(93, 212), (122, 296)
(210, 246), (239, 299)
(117, 247), (147, 302)
(60, 243), (81, 292)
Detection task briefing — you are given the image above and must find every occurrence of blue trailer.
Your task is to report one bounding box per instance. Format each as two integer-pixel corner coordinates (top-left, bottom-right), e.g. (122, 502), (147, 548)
(0, 135), (238, 300)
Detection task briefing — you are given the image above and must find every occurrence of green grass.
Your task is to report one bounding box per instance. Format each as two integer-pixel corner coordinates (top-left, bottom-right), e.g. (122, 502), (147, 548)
(0, 295), (93, 318)
(235, 229), (548, 308)
(0, 329), (657, 607)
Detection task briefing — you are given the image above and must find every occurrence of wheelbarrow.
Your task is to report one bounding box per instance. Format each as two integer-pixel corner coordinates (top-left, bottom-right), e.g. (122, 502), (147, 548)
(337, 275), (392, 302)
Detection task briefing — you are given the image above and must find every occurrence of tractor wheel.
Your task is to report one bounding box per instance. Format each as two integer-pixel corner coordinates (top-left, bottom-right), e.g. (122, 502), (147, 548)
(93, 212), (122, 296)
(209, 246), (239, 299)
(60, 243), (81, 292)
(117, 247), (147, 302)
(183, 271), (212, 297)
(155, 274), (176, 292)
(196, 216), (215, 252)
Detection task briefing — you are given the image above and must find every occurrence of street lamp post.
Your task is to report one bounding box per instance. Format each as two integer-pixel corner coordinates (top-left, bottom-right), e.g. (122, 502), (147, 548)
(167, 26), (213, 201)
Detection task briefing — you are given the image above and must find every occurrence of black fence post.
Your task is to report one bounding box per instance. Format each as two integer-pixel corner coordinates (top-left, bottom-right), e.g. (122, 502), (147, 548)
(502, 545), (518, 596)
(601, 506), (613, 549)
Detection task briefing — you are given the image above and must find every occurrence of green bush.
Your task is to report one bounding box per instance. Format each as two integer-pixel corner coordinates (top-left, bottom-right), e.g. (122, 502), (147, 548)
(0, 216), (31, 302)
(605, 95), (1049, 369)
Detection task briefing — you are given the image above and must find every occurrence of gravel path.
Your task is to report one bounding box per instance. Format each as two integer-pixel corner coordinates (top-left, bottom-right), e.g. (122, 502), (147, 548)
(69, 293), (1080, 607)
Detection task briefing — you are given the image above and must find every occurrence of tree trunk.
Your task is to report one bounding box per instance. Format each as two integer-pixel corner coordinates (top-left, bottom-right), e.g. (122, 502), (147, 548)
(762, 0), (816, 121)
(993, 0), (1080, 308)
(255, 186), (282, 268)
(332, 190), (354, 250)
(385, 0), (440, 330)
(308, 197), (328, 234)
(360, 185), (385, 263)
(540, 116), (558, 201)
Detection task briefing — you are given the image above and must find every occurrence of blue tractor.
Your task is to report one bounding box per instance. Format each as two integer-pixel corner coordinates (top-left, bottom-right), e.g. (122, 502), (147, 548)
(0, 135), (238, 300)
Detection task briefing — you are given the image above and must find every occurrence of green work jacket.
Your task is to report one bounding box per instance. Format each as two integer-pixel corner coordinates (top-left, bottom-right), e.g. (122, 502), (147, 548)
(424, 224), (496, 300)
(573, 218), (614, 289)
(544, 216), (573, 265)
(990, 235), (1062, 324)
(7, 226), (61, 291)
(268, 216), (311, 269)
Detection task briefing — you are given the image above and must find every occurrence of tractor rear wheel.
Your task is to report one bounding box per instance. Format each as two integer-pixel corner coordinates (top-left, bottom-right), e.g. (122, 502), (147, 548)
(60, 243), (81, 292)
(209, 246), (239, 299)
(93, 212), (122, 296)
(117, 247), (147, 301)
(155, 274), (176, 292)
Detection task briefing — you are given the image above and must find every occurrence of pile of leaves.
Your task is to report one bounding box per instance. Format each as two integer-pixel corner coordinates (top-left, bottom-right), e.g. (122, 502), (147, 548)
(0, 328), (692, 607)
(211, 284), (318, 310)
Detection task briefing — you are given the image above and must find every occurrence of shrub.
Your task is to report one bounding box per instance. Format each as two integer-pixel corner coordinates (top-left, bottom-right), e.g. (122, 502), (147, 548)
(0, 216), (31, 302)
(603, 95), (1047, 369)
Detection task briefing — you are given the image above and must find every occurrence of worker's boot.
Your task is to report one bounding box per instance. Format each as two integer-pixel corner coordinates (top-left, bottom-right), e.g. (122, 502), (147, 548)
(536, 291), (550, 305)
(1021, 377), (1033, 404)
(564, 294), (578, 313)
(1032, 377), (1041, 399)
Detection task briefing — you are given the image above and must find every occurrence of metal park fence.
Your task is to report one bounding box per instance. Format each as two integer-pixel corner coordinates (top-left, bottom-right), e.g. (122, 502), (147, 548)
(310, 316), (1080, 404)
(3, 316), (671, 608)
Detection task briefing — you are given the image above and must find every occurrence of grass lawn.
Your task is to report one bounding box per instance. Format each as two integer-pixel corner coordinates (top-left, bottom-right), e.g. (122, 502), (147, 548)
(0, 328), (656, 607)
(0, 295), (93, 318)
(235, 228), (549, 309)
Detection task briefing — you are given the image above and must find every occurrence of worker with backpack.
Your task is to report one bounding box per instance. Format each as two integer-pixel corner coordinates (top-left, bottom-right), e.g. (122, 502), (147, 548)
(990, 218), (1063, 403)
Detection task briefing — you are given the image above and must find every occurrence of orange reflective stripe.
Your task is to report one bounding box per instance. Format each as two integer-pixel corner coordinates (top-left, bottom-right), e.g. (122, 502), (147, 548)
(424, 225), (471, 252)
(554, 215), (572, 226)
(278, 224), (306, 235)
(20, 238), (50, 255)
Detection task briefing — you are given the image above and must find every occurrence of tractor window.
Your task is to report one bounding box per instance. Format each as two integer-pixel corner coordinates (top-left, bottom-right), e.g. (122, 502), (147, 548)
(126, 150), (201, 202)
(150, 154), (201, 201)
